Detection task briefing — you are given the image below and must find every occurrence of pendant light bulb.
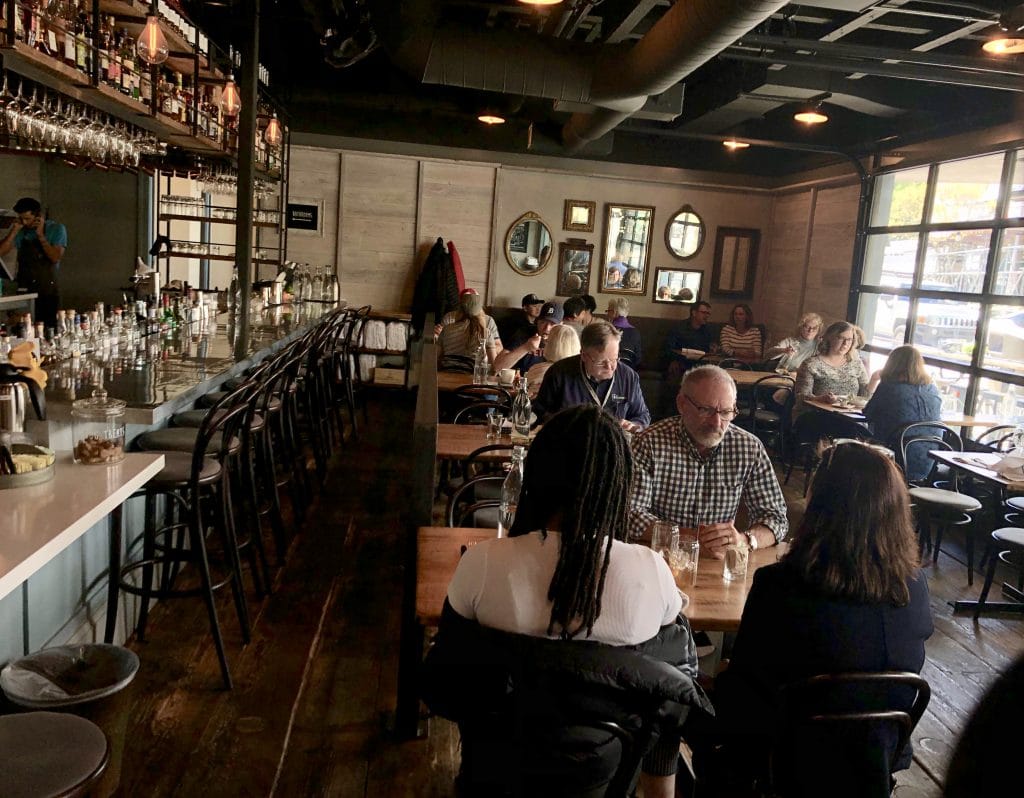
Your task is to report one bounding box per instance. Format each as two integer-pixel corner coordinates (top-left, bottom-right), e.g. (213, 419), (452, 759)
(221, 75), (241, 117)
(136, 13), (169, 65)
(264, 114), (283, 147)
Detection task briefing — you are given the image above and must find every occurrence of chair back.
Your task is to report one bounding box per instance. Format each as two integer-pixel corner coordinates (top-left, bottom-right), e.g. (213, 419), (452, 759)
(899, 421), (962, 485)
(446, 474), (505, 527)
(967, 424), (1018, 453)
(454, 401), (508, 425)
(454, 385), (513, 408)
(190, 384), (251, 488)
(718, 358), (752, 370)
(773, 671), (930, 798)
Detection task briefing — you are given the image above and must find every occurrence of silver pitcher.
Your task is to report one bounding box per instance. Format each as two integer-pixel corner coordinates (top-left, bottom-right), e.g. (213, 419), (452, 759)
(0, 363), (46, 436)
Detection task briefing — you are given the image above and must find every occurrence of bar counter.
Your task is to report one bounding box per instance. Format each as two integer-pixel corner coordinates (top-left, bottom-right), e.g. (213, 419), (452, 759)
(34, 302), (339, 438)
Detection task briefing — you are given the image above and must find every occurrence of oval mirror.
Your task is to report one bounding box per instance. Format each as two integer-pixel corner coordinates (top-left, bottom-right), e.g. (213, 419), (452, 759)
(665, 205), (705, 260)
(505, 212), (553, 276)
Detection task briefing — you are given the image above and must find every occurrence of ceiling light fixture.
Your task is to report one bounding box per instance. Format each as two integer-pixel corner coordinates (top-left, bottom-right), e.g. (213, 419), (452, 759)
(723, 139), (750, 150)
(518, 0), (564, 6)
(220, 75), (241, 116)
(264, 113), (282, 147)
(136, 6), (169, 65)
(477, 113), (506, 125)
(983, 4), (1024, 54)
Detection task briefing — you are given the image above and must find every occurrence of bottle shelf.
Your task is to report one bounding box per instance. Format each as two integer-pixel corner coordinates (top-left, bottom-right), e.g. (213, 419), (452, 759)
(160, 251), (280, 266)
(158, 213), (280, 228)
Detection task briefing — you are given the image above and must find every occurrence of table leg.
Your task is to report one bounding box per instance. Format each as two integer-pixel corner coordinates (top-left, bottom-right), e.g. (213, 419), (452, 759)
(951, 583), (1024, 615)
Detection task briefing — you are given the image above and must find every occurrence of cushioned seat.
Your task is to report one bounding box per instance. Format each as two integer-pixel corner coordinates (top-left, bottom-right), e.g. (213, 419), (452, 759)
(150, 451), (222, 484)
(197, 390), (229, 408)
(909, 487), (982, 512)
(1007, 496), (1024, 513)
(173, 408), (265, 431)
(135, 427), (241, 455)
(0, 711), (109, 798)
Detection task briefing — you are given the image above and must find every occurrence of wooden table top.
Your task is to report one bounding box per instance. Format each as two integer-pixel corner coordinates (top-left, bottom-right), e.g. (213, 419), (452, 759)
(726, 369), (794, 387)
(415, 526), (783, 631)
(437, 372), (517, 393)
(803, 397), (868, 418)
(929, 449), (1023, 489)
(436, 423), (532, 461)
(803, 398), (1000, 431)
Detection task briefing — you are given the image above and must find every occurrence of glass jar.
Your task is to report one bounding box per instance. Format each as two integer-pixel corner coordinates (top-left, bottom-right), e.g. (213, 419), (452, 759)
(72, 388), (127, 465)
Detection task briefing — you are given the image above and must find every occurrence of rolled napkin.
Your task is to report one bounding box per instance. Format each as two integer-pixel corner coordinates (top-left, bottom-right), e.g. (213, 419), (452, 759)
(994, 451), (1024, 482)
(7, 341), (47, 389)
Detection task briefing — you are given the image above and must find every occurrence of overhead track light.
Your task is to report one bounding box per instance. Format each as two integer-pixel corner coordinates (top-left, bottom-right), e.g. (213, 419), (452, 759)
(478, 113), (506, 125)
(723, 139), (750, 150)
(983, 4), (1024, 54)
(518, 0), (564, 5)
(793, 93), (830, 125)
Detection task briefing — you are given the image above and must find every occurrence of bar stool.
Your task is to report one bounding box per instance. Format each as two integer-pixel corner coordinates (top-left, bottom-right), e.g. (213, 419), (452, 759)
(0, 711), (109, 798)
(972, 523), (1024, 620)
(106, 388), (253, 689)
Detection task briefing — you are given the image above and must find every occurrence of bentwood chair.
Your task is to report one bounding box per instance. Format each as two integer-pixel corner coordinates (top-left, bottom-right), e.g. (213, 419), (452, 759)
(770, 672), (931, 798)
(446, 474), (505, 528)
(736, 375), (795, 459)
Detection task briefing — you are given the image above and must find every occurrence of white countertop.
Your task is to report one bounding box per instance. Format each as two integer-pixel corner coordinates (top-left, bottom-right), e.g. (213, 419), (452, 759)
(0, 293), (37, 308)
(0, 452), (165, 602)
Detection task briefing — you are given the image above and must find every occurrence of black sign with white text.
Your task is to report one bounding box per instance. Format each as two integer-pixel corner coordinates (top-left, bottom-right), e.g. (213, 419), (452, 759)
(287, 203), (319, 231)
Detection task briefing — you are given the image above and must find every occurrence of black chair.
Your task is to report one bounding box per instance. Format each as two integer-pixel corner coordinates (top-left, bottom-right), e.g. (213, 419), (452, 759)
(972, 497), (1024, 620)
(736, 375), (795, 459)
(446, 474), (505, 527)
(784, 411), (872, 495)
(454, 385), (513, 407)
(453, 400), (508, 425)
(770, 671), (931, 798)
(422, 608), (712, 798)
(967, 424), (1019, 453)
(898, 422), (982, 580)
(717, 358), (752, 370)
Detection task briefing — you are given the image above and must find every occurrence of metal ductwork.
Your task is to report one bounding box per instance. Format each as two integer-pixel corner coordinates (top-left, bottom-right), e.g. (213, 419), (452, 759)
(371, 0), (788, 152)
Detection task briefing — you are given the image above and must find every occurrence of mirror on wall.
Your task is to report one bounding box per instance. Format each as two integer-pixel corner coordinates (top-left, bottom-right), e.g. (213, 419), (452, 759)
(600, 203), (654, 295)
(665, 205), (705, 260)
(505, 212), (554, 275)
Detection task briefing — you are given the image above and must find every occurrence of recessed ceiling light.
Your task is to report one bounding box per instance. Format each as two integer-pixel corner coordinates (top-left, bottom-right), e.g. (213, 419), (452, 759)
(478, 114), (506, 125)
(518, 0), (563, 5)
(983, 37), (1024, 54)
(723, 139), (750, 150)
(794, 108), (829, 125)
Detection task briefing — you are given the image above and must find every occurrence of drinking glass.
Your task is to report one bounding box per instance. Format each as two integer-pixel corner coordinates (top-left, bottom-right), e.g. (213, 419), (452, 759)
(651, 521), (679, 557)
(486, 409), (504, 441)
(723, 542), (749, 582)
(667, 536), (699, 587)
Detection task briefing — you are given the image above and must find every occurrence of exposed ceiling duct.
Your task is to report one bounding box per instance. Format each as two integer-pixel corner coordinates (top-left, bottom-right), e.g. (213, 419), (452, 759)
(370, 0), (789, 152)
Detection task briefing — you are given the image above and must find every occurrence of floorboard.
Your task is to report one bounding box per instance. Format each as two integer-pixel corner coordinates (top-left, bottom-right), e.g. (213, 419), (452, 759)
(73, 393), (1024, 797)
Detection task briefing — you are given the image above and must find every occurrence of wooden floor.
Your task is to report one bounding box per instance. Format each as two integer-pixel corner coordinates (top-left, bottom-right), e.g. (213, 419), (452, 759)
(84, 393), (1022, 797)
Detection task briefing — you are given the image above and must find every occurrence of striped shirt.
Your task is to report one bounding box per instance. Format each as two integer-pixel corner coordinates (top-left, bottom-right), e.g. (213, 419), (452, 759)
(718, 325), (764, 358)
(627, 417), (788, 542)
(438, 315), (501, 358)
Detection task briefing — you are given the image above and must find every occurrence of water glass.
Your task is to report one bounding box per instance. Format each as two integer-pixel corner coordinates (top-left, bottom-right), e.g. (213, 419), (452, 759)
(723, 542), (749, 582)
(651, 521), (679, 556)
(486, 410), (504, 441)
(667, 536), (699, 587)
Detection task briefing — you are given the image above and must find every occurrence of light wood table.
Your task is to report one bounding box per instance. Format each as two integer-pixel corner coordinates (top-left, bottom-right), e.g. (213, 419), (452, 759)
(0, 452), (165, 603)
(726, 369), (794, 388)
(436, 423), (532, 461)
(437, 371), (476, 392)
(415, 526), (783, 631)
(802, 397), (868, 419)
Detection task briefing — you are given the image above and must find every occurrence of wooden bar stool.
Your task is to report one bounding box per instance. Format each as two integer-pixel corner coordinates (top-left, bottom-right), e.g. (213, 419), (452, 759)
(0, 711), (109, 798)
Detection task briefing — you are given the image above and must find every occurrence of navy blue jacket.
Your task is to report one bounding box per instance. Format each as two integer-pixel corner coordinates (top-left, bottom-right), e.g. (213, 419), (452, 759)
(864, 381), (942, 479)
(533, 355), (651, 427)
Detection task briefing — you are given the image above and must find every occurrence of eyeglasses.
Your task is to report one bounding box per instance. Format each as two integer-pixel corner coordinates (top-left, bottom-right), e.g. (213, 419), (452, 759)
(684, 394), (738, 421)
(584, 352), (619, 368)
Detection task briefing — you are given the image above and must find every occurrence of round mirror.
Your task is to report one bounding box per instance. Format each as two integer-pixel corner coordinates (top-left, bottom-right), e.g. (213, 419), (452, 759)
(505, 212), (553, 275)
(665, 205), (705, 260)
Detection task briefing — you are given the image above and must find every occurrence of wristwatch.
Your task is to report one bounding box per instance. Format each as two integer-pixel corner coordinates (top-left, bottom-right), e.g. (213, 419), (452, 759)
(745, 531), (759, 551)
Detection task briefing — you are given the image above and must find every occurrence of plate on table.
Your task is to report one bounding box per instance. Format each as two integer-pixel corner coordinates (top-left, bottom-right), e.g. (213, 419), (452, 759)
(676, 348), (705, 360)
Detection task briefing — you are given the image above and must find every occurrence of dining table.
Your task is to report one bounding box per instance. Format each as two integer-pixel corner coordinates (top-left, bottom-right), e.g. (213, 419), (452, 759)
(436, 423), (534, 461)
(726, 369), (795, 388)
(415, 525), (783, 631)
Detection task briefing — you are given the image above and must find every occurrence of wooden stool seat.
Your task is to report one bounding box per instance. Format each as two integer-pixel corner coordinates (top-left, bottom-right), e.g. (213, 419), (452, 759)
(973, 527), (1024, 620)
(0, 711), (109, 798)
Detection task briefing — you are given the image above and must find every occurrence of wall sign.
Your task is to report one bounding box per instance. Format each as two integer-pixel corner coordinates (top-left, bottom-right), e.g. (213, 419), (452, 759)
(287, 202), (320, 231)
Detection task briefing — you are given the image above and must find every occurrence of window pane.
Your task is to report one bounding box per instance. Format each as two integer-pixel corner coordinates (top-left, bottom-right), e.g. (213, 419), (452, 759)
(920, 229), (990, 293)
(982, 304), (1024, 378)
(862, 232), (919, 286)
(1009, 150), (1024, 218)
(975, 377), (1024, 424)
(928, 364), (968, 416)
(930, 153), (1004, 224)
(870, 166), (928, 227)
(993, 227), (1024, 295)
(911, 299), (980, 364)
(856, 292), (902, 347)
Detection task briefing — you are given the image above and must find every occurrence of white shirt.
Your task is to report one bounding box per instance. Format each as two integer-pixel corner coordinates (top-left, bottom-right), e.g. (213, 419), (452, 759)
(447, 530), (682, 645)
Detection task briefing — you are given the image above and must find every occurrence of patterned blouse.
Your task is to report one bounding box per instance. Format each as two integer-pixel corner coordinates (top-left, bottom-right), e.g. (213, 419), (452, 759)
(794, 355), (869, 411)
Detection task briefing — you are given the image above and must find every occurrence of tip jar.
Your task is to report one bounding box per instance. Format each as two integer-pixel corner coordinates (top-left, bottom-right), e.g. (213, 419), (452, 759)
(72, 388), (126, 465)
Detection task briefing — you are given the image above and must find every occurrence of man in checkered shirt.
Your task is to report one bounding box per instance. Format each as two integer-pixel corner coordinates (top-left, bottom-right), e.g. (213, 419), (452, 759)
(628, 365), (788, 558)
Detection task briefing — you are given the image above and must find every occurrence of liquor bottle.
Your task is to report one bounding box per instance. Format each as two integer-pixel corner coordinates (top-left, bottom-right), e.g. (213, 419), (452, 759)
(498, 446), (525, 538)
(25, 1), (38, 49)
(206, 87), (220, 140)
(97, 12), (110, 83)
(74, 1), (90, 75)
(512, 377), (532, 441)
(119, 26), (136, 97)
(63, 1), (77, 66)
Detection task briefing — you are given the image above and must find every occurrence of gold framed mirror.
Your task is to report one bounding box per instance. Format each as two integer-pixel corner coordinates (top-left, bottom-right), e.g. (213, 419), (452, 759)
(600, 203), (654, 295)
(505, 212), (554, 275)
(665, 204), (705, 260)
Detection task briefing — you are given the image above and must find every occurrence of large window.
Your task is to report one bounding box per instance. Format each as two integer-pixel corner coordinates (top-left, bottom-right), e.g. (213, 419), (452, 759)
(855, 149), (1024, 422)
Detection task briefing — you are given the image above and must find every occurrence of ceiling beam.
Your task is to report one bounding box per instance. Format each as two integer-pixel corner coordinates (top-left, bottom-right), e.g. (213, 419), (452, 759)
(605, 0), (669, 44)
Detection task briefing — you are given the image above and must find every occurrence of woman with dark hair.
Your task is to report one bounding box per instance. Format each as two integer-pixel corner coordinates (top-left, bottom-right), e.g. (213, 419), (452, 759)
(718, 303), (763, 362)
(794, 320), (869, 414)
(864, 345), (942, 480)
(437, 289), (503, 371)
(444, 405), (699, 797)
(708, 442), (933, 790)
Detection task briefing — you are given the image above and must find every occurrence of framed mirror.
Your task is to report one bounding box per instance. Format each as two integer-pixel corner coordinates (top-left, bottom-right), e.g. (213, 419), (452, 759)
(665, 205), (705, 260)
(712, 227), (760, 298)
(563, 199), (596, 233)
(557, 239), (594, 296)
(505, 211), (554, 275)
(653, 268), (703, 304)
(600, 203), (655, 295)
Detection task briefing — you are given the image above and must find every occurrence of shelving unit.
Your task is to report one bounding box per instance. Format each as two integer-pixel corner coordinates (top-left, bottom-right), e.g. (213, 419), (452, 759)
(357, 310), (413, 388)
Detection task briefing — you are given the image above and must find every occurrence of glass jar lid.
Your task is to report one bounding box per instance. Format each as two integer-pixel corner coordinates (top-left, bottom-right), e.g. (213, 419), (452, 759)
(72, 388), (127, 419)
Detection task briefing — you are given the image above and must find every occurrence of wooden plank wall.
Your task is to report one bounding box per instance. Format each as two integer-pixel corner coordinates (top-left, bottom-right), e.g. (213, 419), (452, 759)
(759, 181), (861, 342)
(417, 161), (497, 296)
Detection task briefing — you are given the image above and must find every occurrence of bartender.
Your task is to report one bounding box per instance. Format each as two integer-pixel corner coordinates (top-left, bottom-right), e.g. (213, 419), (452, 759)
(0, 197), (68, 328)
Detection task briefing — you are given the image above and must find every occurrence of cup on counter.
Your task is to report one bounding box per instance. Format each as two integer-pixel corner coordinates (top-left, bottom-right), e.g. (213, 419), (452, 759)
(486, 409), (505, 441)
(722, 542), (749, 582)
(667, 535), (699, 587)
(650, 521), (679, 557)
(498, 368), (516, 387)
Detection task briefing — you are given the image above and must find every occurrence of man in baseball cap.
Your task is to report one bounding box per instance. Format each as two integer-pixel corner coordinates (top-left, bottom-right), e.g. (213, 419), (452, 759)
(496, 300), (564, 374)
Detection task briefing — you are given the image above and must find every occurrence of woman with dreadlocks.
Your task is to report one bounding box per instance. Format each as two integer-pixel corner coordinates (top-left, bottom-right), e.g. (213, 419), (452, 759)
(439, 405), (700, 798)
